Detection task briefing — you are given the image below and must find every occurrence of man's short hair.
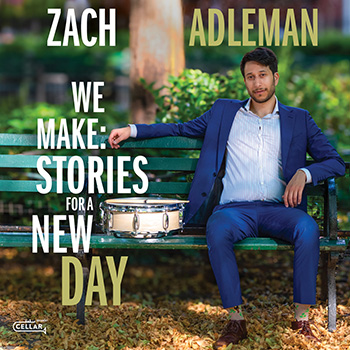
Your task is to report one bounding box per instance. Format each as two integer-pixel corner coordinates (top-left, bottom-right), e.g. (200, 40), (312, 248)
(240, 47), (278, 77)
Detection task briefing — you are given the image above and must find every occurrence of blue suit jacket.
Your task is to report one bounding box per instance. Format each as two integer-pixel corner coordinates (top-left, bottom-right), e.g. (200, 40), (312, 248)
(136, 99), (346, 224)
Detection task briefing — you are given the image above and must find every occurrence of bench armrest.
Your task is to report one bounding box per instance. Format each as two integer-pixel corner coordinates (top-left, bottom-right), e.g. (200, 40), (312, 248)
(324, 178), (338, 240)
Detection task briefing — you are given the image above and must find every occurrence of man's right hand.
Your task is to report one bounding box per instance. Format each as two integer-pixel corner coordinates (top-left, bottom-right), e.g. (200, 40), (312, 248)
(108, 126), (131, 149)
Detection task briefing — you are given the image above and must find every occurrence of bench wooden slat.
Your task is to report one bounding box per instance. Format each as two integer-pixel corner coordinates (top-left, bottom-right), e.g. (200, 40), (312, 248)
(0, 134), (203, 149)
(0, 180), (71, 193)
(0, 134), (38, 147)
(0, 135), (345, 157)
(0, 232), (347, 251)
(120, 137), (203, 149)
(0, 178), (325, 197)
(305, 186), (325, 196)
(0, 179), (192, 194)
(0, 154), (198, 171)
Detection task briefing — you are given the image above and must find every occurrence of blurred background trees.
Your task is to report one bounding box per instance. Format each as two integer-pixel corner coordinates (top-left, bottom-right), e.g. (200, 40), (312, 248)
(130, 0), (184, 124)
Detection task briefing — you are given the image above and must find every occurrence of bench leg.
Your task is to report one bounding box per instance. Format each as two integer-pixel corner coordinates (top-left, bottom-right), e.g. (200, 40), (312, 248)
(77, 267), (89, 325)
(320, 252), (328, 301)
(327, 252), (338, 332)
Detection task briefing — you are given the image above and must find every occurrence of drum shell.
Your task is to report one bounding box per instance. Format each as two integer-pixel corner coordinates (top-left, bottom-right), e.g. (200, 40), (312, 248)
(99, 198), (187, 238)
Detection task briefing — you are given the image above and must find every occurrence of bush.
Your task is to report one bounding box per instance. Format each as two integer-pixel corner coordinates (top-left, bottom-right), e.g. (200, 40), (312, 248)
(3, 101), (128, 134)
(142, 69), (248, 123)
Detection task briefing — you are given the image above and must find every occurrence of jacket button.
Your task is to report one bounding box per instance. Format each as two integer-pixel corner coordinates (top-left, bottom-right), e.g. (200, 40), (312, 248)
(201, 192), (207, 197)
(213, 172), (217, 177)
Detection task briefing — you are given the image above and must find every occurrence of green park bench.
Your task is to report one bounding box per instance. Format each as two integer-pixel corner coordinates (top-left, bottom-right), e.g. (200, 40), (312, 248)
(0, 133), (348, 332)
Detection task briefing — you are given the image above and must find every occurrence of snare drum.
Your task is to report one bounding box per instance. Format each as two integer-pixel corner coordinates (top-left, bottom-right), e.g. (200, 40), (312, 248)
(100, 198), (188, 238)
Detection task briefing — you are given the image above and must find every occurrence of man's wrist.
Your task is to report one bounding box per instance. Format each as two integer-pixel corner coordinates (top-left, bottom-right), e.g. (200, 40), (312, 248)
(298, 169), (307, 182)
(298, 168), (312, 184)
(128, 124), (137, 138)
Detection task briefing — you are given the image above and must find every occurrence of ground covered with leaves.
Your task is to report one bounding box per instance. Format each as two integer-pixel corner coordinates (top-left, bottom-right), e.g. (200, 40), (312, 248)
(0, 247), (349, 350)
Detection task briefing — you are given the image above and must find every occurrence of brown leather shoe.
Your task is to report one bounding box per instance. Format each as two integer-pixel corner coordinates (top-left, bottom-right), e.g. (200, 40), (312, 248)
(291, 320), (320, 342)
(213, 320), (248, 349)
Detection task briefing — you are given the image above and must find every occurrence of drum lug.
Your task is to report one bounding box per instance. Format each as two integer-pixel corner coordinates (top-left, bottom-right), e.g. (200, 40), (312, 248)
(179, 207), (184, 229)
(133, 210), (140, 234)
(162, 210), (169, 233)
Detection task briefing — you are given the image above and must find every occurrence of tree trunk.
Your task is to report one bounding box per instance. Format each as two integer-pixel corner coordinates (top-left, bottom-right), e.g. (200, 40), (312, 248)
(129, 0), (185, 124)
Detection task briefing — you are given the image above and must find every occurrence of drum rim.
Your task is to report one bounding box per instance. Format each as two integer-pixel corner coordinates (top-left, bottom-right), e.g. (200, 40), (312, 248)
(100, 197), (188, 212)
(109, 228), (181, 234)
(103, 197), (188, 204)
(100, 203), (185, 213)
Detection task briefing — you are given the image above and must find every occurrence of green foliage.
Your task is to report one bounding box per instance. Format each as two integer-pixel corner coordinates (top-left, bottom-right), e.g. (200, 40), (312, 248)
(307, 197), (324, 230)
(6, 103), (76, 134)
(1, 0), (65, 20)
(3, 101), (128, 134)
(300, 30), (350, 57)
(142, 69), (248, 123)
(0, 31), (130, 80)
(283, 62), (350, 151)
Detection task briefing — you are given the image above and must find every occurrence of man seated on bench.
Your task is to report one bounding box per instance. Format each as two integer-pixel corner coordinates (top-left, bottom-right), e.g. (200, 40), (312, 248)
(108, 47), (345, 348)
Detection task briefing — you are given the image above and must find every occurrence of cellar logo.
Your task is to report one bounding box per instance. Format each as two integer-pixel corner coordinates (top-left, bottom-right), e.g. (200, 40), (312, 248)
(13, 320), (47, 334)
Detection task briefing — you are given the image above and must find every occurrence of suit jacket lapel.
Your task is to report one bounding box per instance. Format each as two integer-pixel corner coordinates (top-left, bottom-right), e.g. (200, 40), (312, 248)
(279, 102), (296, 172)
(217, 99), (247, 170)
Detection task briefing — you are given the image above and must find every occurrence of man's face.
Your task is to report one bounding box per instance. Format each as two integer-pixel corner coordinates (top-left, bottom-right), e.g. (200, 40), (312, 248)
(243, 61), (279, 104)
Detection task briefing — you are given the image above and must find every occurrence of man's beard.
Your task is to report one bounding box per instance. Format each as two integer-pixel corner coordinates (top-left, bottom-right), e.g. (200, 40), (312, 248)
(249, 76), (276, 104)
(250, 85), (275, 104)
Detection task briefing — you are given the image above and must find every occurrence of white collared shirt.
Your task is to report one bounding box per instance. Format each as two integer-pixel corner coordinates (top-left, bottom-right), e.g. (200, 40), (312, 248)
(220, 97), (287, 204)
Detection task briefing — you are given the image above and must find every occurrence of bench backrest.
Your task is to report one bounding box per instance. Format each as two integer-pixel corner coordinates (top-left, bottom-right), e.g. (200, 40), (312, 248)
(0, 133), (337, 238)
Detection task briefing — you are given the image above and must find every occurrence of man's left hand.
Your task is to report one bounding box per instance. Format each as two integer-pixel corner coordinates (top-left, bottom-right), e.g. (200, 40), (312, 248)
(282, 170), (307, 208)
